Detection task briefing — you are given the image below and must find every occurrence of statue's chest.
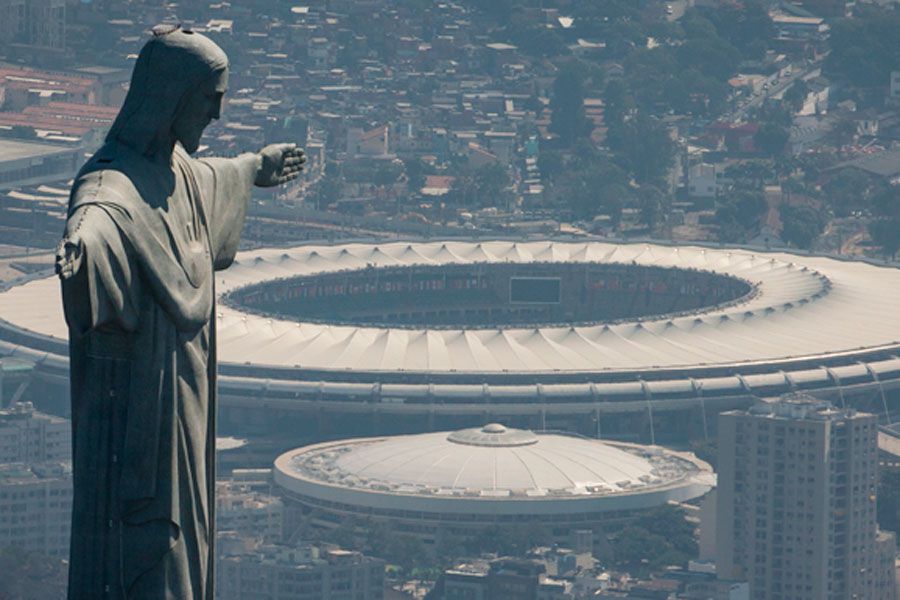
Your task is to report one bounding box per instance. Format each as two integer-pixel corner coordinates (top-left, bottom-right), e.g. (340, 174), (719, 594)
(160, 173), (210, 289)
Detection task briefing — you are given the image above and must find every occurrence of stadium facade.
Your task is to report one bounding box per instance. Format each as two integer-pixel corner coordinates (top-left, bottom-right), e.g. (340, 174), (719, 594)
(273, 423), (714, 543)
(2, 239), (900, 441)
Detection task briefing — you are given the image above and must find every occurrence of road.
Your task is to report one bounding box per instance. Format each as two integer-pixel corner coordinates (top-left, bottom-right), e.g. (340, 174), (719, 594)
(727, 63), (819, 122)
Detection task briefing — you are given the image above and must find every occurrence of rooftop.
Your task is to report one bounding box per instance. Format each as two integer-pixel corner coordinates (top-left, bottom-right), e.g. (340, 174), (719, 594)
(833, 149), (900, 179)
(279, 426), (711, 501)
(747, 394), (869, 422)
(0, 461), (71, 484)
(6, 241), (900, 384)
(0, 139), (75, 162)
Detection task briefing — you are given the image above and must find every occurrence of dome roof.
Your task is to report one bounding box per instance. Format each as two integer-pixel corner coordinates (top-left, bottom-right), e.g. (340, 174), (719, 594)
(445, 423), (538, 447)
(330, 427), (657, 494)
(277, 425), (713, 503)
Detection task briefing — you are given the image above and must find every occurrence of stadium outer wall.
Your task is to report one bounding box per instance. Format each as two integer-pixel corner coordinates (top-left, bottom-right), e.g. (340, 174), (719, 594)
(2, 238), (900, 443)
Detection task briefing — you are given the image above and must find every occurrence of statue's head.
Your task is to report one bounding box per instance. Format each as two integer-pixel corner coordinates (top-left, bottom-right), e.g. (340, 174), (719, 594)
(106, 24), (229, 156)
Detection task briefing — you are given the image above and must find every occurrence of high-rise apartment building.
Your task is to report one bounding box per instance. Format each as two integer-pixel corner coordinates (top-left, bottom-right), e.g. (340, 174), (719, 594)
(0, 402), (70, 464)
(0, 0), (66, 52)
(716, 395), (896, 600)
(437, 558), (573, 600)
(0, 461), (72, 558)
(216, 480), (285, 542)
(217, 543), (385, 600)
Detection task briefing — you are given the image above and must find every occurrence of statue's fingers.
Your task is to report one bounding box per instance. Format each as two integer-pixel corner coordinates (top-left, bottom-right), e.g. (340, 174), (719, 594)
(284, 151), (305, 165)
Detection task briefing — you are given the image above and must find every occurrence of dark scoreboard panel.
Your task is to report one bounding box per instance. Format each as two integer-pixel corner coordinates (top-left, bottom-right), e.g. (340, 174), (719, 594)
(509, 277), (561, 304)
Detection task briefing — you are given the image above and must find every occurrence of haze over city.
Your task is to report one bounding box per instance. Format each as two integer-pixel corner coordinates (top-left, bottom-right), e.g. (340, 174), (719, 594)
(0, 0), (899, 598)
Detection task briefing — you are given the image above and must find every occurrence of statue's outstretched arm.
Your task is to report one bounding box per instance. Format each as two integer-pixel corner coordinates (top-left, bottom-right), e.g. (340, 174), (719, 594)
(254, 143), (305, 187)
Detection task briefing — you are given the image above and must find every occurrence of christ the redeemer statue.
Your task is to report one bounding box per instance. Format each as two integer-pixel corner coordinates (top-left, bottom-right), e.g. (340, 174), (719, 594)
(55, 25), (304, 599)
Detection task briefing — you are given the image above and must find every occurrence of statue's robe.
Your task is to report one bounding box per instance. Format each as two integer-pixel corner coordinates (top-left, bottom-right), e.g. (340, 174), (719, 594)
(60, 142), (256, 599)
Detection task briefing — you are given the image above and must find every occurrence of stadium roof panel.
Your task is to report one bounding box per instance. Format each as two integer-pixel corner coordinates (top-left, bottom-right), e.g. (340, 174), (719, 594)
(274, 427), (714, 513)
(3, 241), (900, 379)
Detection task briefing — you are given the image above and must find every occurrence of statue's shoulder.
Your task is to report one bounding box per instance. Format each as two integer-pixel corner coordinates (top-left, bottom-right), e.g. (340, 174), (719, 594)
(69, 144), (155, 213)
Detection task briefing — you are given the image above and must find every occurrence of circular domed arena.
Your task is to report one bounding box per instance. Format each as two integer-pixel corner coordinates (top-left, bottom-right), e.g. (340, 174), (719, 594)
(273, 424), (714, 544)
(2, 239), (900, 441)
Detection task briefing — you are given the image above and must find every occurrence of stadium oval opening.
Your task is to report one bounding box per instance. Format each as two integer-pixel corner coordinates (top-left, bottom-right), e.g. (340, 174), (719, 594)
(224, 262), (756, 329)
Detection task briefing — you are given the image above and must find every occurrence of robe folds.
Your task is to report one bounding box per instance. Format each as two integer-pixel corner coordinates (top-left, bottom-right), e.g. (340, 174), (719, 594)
(59, 141), (257, 599)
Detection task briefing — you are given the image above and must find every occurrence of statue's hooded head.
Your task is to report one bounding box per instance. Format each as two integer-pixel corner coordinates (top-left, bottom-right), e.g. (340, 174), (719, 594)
(106, 25), (229, 156)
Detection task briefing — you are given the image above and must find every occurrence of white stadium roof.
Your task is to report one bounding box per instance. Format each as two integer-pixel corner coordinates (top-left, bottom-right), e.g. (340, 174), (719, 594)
(3, 240), (900, 378)
(273, 424), (714, 515)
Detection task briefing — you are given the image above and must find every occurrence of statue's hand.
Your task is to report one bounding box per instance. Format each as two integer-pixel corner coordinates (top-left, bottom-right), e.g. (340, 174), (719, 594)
(255, 143), (305, 187)
(55, 237), (83, 280)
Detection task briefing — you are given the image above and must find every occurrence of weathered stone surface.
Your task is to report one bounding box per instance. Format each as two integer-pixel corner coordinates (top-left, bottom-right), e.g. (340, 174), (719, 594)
(56, 26), (303, 599)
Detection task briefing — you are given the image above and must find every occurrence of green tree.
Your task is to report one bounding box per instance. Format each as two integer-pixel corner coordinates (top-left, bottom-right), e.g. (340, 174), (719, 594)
(465, 522), (552, 556)
(869, 218), (900, 260)
(549, 65), (591, 147)
(403, 157), (434, 193)
(362, 521), (430, 574)
(675, 37), (742, 82)
(555, 159), (630, 222)
(342, 158), (403, 185)
(472, 163), (511, 207)
(680, 13), (719, 40)
(715, 190), (768, 242)
(754, 122), (789, 157)
(608, 117), (675, 184)
(311, 167), (343, 210)
(724, 161), (772, 191)
(539, 150), (565, 184)
(637, 185), (669, 232)
(780, 204), (826, 249)
(328, 519), (361, 549)
(783, 80), (810, 113)
(0, 547), (68, 600)
(607, 506), (697, 577)
(447, 173), (476, 207)
(826, 7), (900, 89)
(698, 0), (773, 59)
(822, 169), (880, 216)
(506, 21), (568, 59)
(634, 505), (698, 557)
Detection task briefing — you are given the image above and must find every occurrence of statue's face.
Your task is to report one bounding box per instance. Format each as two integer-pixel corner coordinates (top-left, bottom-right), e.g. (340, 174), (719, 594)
(171, 68), (228, 154)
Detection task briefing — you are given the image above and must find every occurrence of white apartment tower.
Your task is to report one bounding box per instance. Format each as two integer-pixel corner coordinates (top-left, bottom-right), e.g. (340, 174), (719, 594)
(716, 395), (895, 600)
(0, 402), (71, 464)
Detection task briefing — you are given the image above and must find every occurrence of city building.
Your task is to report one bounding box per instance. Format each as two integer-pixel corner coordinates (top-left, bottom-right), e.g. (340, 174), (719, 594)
(0, 401), (70, 463)
(687, 162), (728, 198)
(274, 424), (713, 547)
(0, 461), (71, 558)
(217, 542), (384, 600)
(0, 139), (80, 191)
(0, 0), (66, 53)
(216, 480), (285, 542)
(828, 148), (900, 187)
(437, 558), (572, 600)
(771, 14), (829, 42)
(716, 395), (896, 600)
(0, 101), (119, 146)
